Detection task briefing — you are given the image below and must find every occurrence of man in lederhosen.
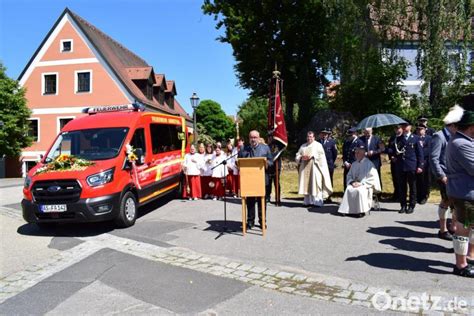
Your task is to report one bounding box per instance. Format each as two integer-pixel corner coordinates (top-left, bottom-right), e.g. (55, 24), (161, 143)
(446, 95), (474, 278)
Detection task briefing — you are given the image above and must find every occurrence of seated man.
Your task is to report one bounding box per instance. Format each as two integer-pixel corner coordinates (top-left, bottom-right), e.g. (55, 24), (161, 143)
(338, 145), (381, 217)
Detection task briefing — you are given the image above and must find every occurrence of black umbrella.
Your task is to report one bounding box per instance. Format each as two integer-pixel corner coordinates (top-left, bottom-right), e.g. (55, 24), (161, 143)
(356, 113), (406, 129)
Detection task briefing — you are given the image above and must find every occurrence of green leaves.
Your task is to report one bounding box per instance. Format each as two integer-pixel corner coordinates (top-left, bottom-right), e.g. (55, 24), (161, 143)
(0, 62), (32, 157)
(195, 99), (235, 142)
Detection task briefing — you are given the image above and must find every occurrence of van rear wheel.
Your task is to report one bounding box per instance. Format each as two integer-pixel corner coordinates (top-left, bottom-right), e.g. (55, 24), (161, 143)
(115, 191), (137, 228)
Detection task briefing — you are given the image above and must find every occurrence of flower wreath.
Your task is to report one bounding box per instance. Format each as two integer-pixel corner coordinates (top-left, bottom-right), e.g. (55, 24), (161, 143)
(35, 154), (94, 175)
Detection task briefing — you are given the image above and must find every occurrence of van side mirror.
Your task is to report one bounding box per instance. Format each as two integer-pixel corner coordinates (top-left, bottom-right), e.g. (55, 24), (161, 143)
(135, 148), (144, 165)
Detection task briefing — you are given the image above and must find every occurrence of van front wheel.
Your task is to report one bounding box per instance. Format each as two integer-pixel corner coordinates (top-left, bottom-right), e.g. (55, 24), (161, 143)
(115, 191), (137, 228)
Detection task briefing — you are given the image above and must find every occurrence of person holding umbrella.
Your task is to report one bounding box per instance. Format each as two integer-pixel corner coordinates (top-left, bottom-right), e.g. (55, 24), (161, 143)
(359, 127), (384, 187)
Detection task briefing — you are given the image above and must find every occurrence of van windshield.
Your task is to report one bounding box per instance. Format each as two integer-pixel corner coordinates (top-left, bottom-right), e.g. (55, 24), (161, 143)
(45, 128), (129, 162)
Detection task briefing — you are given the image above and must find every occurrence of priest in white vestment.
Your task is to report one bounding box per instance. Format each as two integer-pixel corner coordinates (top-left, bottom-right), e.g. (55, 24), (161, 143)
(338, 145), (381, 216)
(296, 131), (333, 206)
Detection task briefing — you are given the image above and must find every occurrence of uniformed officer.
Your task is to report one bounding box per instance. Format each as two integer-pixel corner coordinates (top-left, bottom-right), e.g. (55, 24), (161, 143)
(342, 127), (363, 190)
(318, 128), (338, 186)
(417, 115), (435, 136)
(415, 123), (432, 204)
(359, 127), (384, 187)
(393, 120), (424, 214)
(386, 125), (404, 201)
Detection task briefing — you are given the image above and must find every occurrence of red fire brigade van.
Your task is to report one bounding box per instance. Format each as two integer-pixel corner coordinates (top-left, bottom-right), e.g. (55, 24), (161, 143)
(22, 104), (188, 227)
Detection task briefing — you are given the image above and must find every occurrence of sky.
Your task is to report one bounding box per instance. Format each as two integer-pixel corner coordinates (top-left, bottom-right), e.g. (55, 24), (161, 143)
(0, 0), (250, 115)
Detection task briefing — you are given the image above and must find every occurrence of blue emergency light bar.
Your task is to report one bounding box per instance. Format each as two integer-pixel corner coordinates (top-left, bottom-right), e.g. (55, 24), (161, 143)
(82, 103), (145, 114)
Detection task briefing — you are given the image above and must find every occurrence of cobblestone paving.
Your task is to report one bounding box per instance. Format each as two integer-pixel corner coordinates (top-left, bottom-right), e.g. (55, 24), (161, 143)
(1, 227), (473, 315)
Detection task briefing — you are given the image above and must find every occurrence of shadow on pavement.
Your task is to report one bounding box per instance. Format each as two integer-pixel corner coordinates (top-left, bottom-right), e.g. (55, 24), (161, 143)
(396, 220), (439, 229)
(346, 253), (452, 274)
(204, 220), (265, 237)
(16, 194), (176, 238)
(367, 226), (436, 239)
(307, 205), (339, 215)
(379, 238), (453, 253)
(17, 222), (115, 237)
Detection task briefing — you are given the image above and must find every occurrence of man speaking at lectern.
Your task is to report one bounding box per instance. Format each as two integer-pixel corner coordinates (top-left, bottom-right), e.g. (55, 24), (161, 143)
(238, 130), (274, 229)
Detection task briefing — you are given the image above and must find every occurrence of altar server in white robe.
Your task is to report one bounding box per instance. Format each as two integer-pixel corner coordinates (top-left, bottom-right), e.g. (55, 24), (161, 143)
(296, 131), (333, 206)
(211, 144), (228, 200)
(183, 144), (204, 200)
(338, 145), (381, 216)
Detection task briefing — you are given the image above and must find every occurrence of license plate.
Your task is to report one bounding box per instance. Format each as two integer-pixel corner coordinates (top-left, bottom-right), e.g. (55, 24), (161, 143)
(40, 204), (67, 213)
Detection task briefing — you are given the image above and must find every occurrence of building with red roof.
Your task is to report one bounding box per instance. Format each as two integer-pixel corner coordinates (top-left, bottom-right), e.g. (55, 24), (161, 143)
(10, 8), (191, 177)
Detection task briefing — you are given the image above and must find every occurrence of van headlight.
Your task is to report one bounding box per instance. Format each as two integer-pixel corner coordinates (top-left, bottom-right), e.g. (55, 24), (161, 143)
(24, 176), (32, 189)
(86, 168), (114, 187)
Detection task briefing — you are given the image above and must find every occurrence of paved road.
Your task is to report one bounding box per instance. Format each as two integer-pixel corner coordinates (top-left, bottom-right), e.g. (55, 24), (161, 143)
(0, 179), (472, 315)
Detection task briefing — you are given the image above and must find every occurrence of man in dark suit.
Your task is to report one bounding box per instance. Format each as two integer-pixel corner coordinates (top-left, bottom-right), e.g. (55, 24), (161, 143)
(342, 127), (363, 190)
(318, 128), (338, 186)
(417, 115), (435, 136)
(394, 120), (424, 214)
(238, 130), (273, 229)
(360, 128), (384, 187)
(415, 123), (432, 204)
(386, 125), (404, 201)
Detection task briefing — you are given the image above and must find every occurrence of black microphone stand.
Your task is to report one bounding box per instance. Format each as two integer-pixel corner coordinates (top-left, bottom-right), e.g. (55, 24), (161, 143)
(212, 152), (239, 239)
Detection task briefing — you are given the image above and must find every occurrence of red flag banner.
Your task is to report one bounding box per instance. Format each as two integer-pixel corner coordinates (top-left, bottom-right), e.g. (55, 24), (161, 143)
(268, 75), (288, 161)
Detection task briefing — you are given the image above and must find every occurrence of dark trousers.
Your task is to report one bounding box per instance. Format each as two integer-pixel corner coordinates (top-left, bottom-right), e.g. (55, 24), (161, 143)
(343, 167), (350, 190)
(391, 162), (400, 199)
(399, 171), (417, 208)
(329, 168), (334, 188)
(416, 165), (430, 202)
(247, 197), (266, 224)
(266, 174), (280, 203)
(375, 166), (382, 190)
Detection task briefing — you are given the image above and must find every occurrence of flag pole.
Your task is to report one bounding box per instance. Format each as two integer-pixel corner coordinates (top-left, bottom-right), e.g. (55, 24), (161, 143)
(273, 69), (281, 206)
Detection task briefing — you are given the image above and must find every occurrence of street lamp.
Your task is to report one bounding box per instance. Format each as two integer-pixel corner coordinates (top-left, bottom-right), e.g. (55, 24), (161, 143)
(190, 92), (200, 145)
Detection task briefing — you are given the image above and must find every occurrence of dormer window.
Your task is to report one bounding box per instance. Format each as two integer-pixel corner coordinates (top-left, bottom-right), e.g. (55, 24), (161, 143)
(60, 39), (73, 53)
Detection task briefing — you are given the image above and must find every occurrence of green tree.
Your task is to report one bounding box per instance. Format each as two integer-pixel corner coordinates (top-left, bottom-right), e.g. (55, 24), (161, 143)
(237, 96), (268, 141)
(327, 1), (408, 120)
(203, 1), (330, 138)
(0, 63), (32, 156)
(374, 0), (472, 116)
(195, 99), (235, 142)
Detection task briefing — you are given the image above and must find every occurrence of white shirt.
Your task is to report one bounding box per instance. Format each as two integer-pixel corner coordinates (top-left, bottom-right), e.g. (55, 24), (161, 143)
(201, 153), (215, 176)
(183, 153), (203, 176)
(211, 153), (229, 178)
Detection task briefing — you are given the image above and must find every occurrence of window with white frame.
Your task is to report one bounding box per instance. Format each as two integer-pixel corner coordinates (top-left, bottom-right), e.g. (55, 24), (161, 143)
(58, 117), (74, 132)
(28, 119), (39, 142)
(75, 70), (92, 93)
(60, 39), (73, 52)
(42, 73), (58, 95)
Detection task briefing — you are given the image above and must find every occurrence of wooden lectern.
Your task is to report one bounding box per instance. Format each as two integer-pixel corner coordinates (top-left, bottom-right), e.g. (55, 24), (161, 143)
(238, 157), (267, 236)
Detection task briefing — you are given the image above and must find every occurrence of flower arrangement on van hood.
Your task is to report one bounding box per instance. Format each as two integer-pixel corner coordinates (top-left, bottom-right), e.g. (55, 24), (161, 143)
(35, 154), (94, 175)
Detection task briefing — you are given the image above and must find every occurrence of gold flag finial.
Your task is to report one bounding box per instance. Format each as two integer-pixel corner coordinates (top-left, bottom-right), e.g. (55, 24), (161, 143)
(273, 62), (280, 78)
